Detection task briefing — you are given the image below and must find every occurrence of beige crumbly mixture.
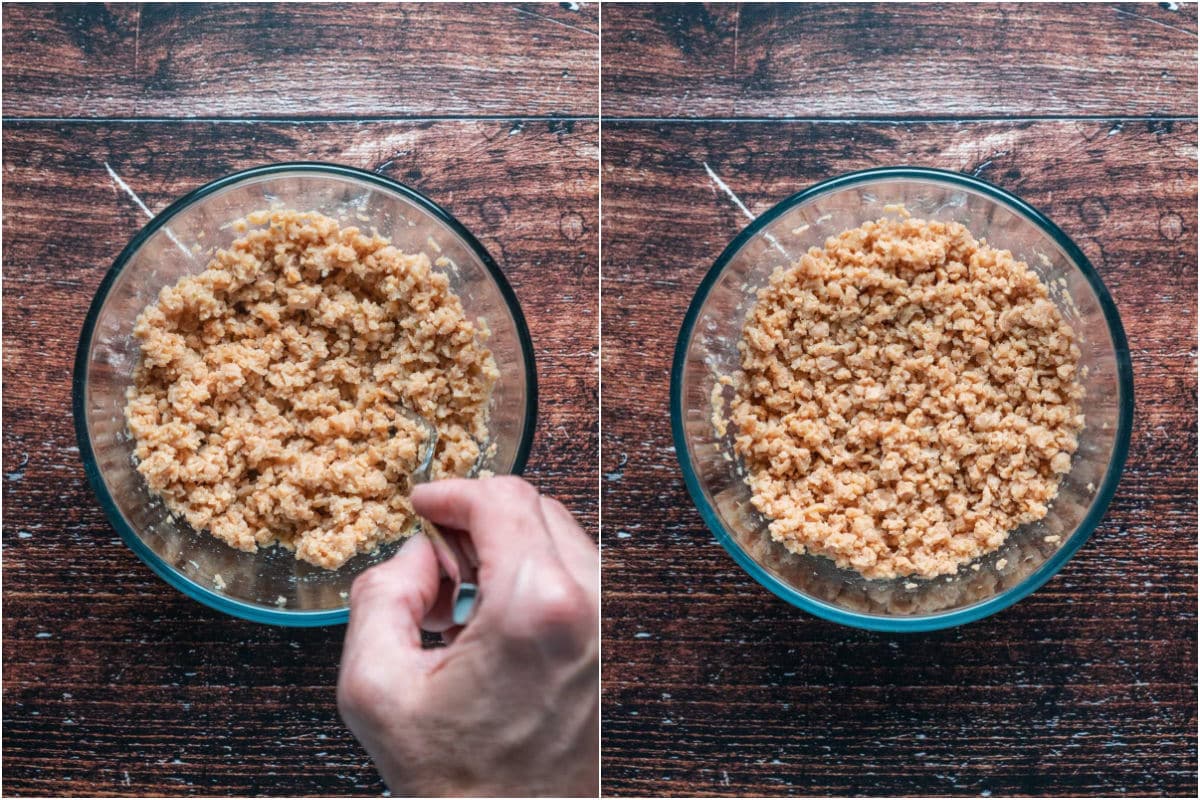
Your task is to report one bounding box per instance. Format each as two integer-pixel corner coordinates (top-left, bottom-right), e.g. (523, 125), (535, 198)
(730, 216), (1084, 579)
(125, 209), (497, 569)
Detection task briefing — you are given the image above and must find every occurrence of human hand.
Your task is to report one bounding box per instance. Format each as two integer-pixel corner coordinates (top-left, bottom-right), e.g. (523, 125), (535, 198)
(337, 476), (599, 797)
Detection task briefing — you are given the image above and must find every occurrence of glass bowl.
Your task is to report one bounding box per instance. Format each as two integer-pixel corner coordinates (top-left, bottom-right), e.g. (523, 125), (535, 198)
(671, 167), (1133, 632)
(74, 163), (537, 626)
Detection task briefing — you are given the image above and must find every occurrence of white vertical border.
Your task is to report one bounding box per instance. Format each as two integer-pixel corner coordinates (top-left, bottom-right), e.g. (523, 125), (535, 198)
(594, 0), (604, 795)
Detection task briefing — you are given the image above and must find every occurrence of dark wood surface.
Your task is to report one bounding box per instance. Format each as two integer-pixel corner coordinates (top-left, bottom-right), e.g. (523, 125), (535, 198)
(602, 2), (1197, 119)
(3, 2), (599, 119)
(2, 4), (597, 797)
(600, 3), (1198, 798)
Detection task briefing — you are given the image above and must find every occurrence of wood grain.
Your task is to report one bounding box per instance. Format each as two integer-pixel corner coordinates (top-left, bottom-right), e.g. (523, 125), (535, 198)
(2, 2), (598, 119)
(602, 2), (1198, 119)
(600, 120), (1197, 796)
(1, 119), (597, 796)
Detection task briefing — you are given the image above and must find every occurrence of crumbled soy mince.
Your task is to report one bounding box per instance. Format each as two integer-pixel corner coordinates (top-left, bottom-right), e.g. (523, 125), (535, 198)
(125, 210), (497, 569)
(730, 217), (1084, 579)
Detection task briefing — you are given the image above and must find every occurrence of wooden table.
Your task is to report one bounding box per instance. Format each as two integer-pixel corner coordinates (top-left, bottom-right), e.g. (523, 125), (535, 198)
(2, 4), (597, 795)
(601, 3), (1197, 797)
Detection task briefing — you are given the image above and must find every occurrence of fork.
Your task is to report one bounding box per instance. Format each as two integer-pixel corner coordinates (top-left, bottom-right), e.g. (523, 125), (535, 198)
(396, 406), (482, 626)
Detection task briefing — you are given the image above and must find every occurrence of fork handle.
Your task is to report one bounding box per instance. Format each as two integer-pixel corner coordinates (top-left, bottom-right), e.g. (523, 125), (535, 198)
(420, 517), (479, 625)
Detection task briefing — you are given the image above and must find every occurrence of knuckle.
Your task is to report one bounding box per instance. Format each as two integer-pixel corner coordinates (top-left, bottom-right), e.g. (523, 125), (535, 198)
(523, 573), (592, 639)
(542, 496), (570, 518)
(336, 660), (383, 722)
(543, 497), (590, 539)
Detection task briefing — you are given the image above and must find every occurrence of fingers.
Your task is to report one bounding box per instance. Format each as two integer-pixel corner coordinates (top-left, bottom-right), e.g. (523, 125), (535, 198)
(411, 478), (597, 645)
(412, 476), (560, 567)
(420, 577), (460, 633)
(539, 496), (598, 593)
(344, 533), (441, 657)
(503, 557), (597, 660)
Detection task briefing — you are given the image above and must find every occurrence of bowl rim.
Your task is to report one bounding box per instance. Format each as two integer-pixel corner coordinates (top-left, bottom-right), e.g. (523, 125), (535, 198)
(72, 161), (539, 627)
(670, 165), (1135, 632)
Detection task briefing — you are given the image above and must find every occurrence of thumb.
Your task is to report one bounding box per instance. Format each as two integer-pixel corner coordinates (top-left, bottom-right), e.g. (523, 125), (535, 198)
(344, 533), (441, 658)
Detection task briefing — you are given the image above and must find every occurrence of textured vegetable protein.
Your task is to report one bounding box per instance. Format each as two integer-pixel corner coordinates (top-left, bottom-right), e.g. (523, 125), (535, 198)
(125, 210), (497, 569)
(730, 216), (1084, 579)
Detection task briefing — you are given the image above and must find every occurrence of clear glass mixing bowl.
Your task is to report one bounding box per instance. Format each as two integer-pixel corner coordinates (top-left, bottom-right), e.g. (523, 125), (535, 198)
(74, 163), (537, 626)
(671, 167), (1133, 631)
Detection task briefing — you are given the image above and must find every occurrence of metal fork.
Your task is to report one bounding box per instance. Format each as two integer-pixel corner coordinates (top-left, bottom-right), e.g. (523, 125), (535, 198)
(397, 406), (483, 626)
